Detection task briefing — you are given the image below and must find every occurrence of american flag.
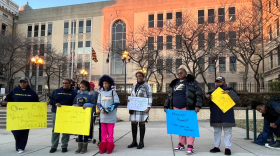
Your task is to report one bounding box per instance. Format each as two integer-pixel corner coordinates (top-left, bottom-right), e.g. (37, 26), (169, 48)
(70, 51), (75, 61)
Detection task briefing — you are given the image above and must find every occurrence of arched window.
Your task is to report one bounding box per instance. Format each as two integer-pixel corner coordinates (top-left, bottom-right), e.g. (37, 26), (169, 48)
(111, 20), (126, 75)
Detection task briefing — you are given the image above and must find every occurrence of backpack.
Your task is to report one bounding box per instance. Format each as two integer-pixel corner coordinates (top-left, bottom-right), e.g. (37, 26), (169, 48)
(254, 126), (275, 146)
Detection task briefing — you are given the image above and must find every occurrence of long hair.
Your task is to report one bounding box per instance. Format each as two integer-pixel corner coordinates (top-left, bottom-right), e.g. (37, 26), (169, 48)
(80, 80), (91, 91)
(98, 75), (115, 88)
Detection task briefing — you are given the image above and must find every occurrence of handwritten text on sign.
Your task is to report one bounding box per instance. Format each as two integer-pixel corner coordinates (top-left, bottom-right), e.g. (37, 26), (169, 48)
(127, 96), (148, 111)
(55, 106), (92, 135)
(211, 87), (235, 113)
(166, 109), (200, 137)
(6, 102), (47, 131)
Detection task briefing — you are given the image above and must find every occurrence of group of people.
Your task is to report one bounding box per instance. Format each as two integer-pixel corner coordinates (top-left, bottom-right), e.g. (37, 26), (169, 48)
(1, 65), (280, 155)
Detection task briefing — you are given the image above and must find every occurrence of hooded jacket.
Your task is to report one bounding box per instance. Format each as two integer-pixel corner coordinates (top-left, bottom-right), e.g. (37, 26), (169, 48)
(4, 85), (39, 102)
(49, 87), (76, 113)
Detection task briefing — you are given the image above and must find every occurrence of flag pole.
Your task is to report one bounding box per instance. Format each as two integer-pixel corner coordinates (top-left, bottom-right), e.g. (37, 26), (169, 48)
(89, 17), (93, 82)
(109, 14), (112, 76)
(70, 19), (75, 80)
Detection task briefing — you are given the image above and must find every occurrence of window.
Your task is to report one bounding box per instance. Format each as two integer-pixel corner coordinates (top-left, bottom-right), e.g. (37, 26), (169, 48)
(218, 32), (225, 47)
(198, 10), (204, 24)
(41, 24), (45, 36)
(48, 23), (52, 36)
(166, 36), (173, 49)
(1, 24), (6, 35)
(157, 36), (163, 50)
(63, 43), (68, 55)
(64, 22), (69, 34)
(34, 25), (39, 37)
(70, 42), (75, 54)
(85, 62), (90, 70)
(269, 52), (273, 69)
(219, 57), (226, 72)
(47, 44), (52, 53)
(148, 14), (154, 28)
(33, 45), (38, 55)
(276, 20), (279, 36)
(32, 64), (36, 77)
(208, 33), (215, 48)
(25, 64), (30, 77)
(71, 21), (76, 34)
(38, 85), (43, 94)
(198, 57), (205, 71)
(198, 33), (205, 49)
(218, 8), (225, 23)
(278, 47), (280, 66)
(78, 41), (83, 54)
(28, 26), (32, 37)
(166, 59), (173, 73)
(229, 7), (236, 22)
(112, 21), (126, 75)
(156, 59), (163, 72)
(229, 31), (236, 47)
(39, 44), (44, 56)
(230, 56), (237, 72)
(85, 41), (91, 54)
(79, 20), (84, 34)
(176, 59), (182, 69)
(148, 59), (154, 71)
(208, 83), (215, 90)
(86, 20), (91, 33)
(229, 82), (237, 90)
(166, 13), (172, 27)
(276, 0), (279, 7)
(176, 35), (182, 49)
(148, 37), (154, 50)
(209, 57), (215, 72)
(77, 62), (82, 69)
(176, 12), (182, 26)
(269, 25), (272, 41)
(208, 9), (215, 23)
(269, 0), (271, 13)
(157, 14), (163, 27)
(166, 83), (171, 92)
(3, 13), (8, 18)
(39, 64), (43, 76)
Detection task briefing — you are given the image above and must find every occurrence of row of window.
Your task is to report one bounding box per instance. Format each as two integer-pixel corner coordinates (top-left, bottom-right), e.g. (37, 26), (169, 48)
(267, 20), (280, 41)
(198, 7), (236, 24)
(27, 23), (53, 37)
(269, 46), (280, 69)
(148, 12), (182, 28)
(63, 20), (91, 34)
(268, 0), (279, 13)
(63, 41), (91, 55)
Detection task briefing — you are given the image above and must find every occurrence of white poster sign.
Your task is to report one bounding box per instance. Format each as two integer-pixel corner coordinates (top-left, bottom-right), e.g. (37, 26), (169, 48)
(127, 96), (148, 111)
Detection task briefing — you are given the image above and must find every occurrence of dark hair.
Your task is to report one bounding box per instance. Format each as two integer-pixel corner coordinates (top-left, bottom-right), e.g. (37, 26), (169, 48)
(251, 100), (264, 109)
(63, 79), (71, 84)
(135, 71), (145, 77)
(80, 80), (91, 91)
(98, 75), (115, 88)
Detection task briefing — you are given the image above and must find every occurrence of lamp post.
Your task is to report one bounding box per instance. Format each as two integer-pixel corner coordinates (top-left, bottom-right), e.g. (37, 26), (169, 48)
(140, 68), (147, 81)
(80, 69), (88, 80)
(122, 51), (130, 97)
(58, 61), (63, 89)
(31, 55), (44, 92)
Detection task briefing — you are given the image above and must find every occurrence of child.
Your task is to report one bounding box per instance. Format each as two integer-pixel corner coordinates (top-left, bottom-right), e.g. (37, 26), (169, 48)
(73, 80), (95, 154)
(97, 75), (120, 154)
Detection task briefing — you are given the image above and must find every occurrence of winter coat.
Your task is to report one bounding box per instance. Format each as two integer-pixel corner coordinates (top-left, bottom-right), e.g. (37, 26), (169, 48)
(49, 87), (76, 113)
(4, 85), (39, 102)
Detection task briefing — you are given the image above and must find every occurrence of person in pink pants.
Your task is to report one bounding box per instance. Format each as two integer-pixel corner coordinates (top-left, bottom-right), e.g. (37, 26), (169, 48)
(164, 65), (202, 155)
(97, 75), (120, 154)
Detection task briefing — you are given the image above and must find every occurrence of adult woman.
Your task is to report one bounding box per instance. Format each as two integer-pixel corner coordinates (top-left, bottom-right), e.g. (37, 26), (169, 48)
(127, 71), (152, 149)
(164, 65), (202, 155)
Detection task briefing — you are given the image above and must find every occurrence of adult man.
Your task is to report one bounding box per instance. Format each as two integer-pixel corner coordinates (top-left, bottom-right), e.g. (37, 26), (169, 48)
(2, 77), (39, 154)
(49, 79), (76, 153)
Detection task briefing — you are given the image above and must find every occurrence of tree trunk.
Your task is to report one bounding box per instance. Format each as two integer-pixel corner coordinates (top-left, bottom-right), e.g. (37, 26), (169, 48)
(243, 65), (249, 92)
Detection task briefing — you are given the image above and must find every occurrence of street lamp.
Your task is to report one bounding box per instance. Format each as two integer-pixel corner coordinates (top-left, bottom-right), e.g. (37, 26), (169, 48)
(80, 69), (88, 80)
(30, 55), (44, 92)
(122, 50), (130, 97)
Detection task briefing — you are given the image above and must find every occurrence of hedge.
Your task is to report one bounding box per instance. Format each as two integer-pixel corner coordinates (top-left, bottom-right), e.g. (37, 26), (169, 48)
(268, 82), (280, 91)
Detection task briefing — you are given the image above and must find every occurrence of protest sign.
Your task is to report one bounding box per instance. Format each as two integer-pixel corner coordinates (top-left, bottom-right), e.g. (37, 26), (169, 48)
(6, 102), (47, 130)
(127, 96), (148, 111)
(166, 109), (200, 137)
(55, 106), (92, 135)
(211, 87), (235, 113)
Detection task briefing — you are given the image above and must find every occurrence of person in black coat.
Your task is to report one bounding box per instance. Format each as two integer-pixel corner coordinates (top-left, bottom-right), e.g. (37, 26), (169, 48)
(206, 76), (240, 155)
(164, 65), (202, 155)
(2, 77), (39, 154)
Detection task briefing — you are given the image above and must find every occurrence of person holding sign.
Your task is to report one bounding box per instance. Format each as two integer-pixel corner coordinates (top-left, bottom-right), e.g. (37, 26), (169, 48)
(97, 75), (120, 154)
(72, 80), (95, 154)
(206, 76), (240, 155)
(127, 71), (152, 149)
(2, 77), (39, 154)
(165, 65), (202, 155)
(49, 79), (76, 153)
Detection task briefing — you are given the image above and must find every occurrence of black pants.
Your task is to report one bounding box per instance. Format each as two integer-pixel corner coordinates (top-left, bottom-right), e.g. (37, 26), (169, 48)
(78, 135), (89, 143)
(272, 126), (280, 137)
(12, 129), (30, 151)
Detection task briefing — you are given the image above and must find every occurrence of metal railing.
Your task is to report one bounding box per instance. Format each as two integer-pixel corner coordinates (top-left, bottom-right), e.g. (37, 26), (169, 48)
(245, 107), (257, 142)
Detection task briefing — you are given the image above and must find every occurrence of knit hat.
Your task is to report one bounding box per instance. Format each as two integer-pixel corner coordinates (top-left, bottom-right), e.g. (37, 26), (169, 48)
(90, 82), (95, 89)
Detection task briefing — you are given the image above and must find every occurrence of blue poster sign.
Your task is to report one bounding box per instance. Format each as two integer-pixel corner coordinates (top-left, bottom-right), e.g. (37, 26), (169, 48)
(166, 109), (200, 137)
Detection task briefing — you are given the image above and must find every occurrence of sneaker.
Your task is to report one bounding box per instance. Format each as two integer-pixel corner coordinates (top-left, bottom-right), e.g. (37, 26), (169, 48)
(62, 148), (67, 153)
(174, 143), (185, 150)
(265, 142), (275, 147)
(266, 141), (280, 149)
(225, 148), (231, 155)
(49, 148), (56, 153)
(210, 147), (221, 153)
(186, 145), (194, 155)
(18, 149), (24, 154)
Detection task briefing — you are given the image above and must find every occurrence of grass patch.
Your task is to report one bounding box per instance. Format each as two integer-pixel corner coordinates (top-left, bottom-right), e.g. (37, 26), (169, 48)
(236, 119), (264, 133)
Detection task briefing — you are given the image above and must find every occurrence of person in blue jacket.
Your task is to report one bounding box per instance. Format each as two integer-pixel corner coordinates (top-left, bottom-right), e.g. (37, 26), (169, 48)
(2, 77), (39, 154)
(251, 98), (280, 149)
(72, 80), (94, 154)
(49, 79), (76, 153)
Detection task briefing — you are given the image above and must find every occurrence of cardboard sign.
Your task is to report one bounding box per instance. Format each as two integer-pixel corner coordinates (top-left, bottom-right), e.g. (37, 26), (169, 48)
(211, 87), (236, 113)
(6, 102), (47, 130)
(127, 96), (148, 111)
(54, 106), (92, 135)
(166, 109), (200, 137)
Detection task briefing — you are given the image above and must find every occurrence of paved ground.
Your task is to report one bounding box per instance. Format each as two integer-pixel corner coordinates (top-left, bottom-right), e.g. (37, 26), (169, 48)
(0, 121), (279, 156)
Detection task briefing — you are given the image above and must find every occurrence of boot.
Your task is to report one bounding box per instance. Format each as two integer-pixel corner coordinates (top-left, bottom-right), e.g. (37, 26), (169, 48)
(127, 123), (138, 148)
(80, 143), (88, 154)
(137, 124), (145, 149)
(106, 142), (115, 154)
(75, 142), (83, 154)
(99, 142), (107, 154)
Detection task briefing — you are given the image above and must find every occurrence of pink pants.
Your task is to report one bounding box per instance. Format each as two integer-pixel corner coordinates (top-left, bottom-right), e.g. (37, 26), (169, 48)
(101, 123), (115, 143)
(173, 107), (195, 146)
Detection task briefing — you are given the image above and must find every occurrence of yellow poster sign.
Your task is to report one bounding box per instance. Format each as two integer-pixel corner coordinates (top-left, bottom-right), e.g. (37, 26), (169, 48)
(6, 102), (47, 131)
(54, 106), (92, 135)
(211, 87), (235, 113)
